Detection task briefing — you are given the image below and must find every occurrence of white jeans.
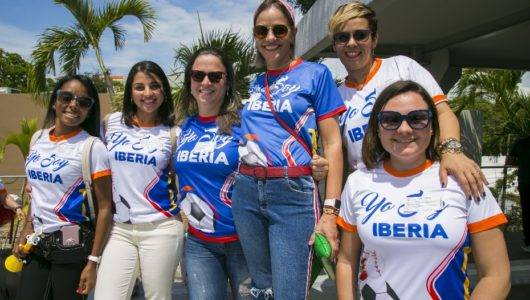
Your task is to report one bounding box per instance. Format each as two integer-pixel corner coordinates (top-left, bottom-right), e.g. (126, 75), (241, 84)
(94, 217), (184, 300)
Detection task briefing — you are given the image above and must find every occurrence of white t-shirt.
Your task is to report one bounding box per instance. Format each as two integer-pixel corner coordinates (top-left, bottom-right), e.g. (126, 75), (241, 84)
(26, 128), (110, 233)
(339, 55), (447, 170)
(104, 112), (179, 223)
(338, 160), (507, 300)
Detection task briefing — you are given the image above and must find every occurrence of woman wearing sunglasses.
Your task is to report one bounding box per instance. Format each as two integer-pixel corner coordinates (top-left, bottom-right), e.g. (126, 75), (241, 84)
(336, 80), (510, 299)
(94, 61), (184, 299)
(172, 47), (251, 299)
(329, 2), (487, 200)
(231, 1), (346, 298)
(15, 75), (113, 299)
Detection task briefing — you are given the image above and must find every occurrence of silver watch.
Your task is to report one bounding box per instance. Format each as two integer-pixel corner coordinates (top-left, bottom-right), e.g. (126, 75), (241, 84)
(438, 138), (463, 154)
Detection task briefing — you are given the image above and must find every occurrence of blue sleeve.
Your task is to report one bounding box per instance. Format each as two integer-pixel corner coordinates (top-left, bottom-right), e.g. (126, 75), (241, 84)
(312, 64), (346, 122)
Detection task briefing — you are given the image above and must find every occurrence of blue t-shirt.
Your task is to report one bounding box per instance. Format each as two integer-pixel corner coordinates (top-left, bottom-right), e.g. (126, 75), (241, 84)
(174, 116), (241, 242)
(239, 59), (345, 167)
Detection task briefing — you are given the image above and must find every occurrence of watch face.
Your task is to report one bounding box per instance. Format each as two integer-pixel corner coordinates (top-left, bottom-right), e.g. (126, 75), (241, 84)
(448, 140), (462, 149)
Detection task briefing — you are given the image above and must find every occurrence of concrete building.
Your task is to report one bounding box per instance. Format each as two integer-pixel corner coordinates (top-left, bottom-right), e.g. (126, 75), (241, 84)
(296, 0), (530, 92)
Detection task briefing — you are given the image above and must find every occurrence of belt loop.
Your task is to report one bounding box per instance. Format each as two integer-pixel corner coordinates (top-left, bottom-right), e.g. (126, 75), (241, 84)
(283, 166), (288, 178)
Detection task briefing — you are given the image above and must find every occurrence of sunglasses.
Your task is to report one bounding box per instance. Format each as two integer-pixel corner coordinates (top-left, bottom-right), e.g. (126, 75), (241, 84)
(253, 24), (289, 40)
(378, 110), (433, 130)
(333, 29), (372, 45)
(190, 70), (226, 83)
(56, 90), (94, 109)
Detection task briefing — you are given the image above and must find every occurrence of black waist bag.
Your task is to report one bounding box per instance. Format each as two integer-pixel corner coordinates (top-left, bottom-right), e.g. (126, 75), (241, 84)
(34, 225), (94, 265)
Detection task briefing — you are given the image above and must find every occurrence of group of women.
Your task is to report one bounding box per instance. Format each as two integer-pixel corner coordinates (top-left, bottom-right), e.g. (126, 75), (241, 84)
(12, 0), (510, 299)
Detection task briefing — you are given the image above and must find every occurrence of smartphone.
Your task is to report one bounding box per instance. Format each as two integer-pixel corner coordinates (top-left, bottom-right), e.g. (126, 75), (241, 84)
(60, 225), (80, 247)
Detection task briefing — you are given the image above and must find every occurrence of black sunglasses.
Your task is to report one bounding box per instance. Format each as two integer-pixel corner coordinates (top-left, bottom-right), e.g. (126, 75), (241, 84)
(56, 90), (94, 109)
(253, 24), (289, 40)
(333, 29), (372, 45)
(378, 110), (433, 130)
(190, 70), (226, 83)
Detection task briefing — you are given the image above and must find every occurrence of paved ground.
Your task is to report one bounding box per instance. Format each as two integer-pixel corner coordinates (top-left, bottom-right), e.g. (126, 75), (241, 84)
(132, 231), (530, 299)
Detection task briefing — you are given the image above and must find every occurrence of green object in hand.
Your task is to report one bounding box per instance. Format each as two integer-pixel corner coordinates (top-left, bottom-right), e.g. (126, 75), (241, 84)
(314, 233), (332, 259)
(310, 233), (335, 287)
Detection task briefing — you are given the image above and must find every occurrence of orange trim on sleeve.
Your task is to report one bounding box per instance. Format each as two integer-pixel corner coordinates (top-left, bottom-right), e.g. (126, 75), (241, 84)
(383, 160), (433, 177)
(337, 216), (357, 233)
(344, 58), (382, 90)
(91, 169), (111, 180)
(468, 213), (508, 234)
(433, 94), (448, 105)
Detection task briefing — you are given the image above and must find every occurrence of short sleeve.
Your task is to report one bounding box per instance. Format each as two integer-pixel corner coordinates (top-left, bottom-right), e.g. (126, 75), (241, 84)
(467, 186), (507, 233)
(313, 65), (346, 122)
(397, 56), (447, 105)
(0, 179), (6, 197)
(90, 139), (111, 180)
(337, 174), (358, 233)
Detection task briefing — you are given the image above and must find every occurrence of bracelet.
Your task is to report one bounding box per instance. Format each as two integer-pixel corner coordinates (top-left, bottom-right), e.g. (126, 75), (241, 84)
(437, 138), (463, 155)
(322, 205), (339, 216)
(87, 255), (101, 264)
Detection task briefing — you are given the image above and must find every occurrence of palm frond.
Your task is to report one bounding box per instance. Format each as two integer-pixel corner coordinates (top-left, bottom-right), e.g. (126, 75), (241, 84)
(0, 118), (38, 161)
(108, 23), (126, 50)
(54, 0), (97, 41)
(174, 29), (257, 98)
(27, 26), (89, 98)
(97, 0), (156, 43)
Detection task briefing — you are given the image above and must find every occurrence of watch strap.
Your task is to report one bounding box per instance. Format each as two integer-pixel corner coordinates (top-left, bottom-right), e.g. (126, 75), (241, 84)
(87, 255), (101, 264)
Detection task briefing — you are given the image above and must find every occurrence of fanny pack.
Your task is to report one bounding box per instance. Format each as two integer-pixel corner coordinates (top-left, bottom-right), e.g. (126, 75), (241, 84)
(33, 224), (93, 264)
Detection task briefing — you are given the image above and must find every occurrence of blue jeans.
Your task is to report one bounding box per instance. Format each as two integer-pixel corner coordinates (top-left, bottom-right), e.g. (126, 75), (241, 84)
(232, 174), (318, 300)
(184, 234), (251, 300)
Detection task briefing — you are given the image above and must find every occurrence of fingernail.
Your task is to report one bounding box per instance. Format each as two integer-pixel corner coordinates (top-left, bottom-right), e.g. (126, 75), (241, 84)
(468, 196), (472, 201)
(441, 182), (446, 188)
(482, 192), (486, 197)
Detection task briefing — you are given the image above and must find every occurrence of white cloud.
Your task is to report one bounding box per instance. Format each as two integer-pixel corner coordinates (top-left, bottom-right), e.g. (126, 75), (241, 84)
(1, 0), (261, 76)
(0, 22), (39, 59)
(94, 0), (260, 75)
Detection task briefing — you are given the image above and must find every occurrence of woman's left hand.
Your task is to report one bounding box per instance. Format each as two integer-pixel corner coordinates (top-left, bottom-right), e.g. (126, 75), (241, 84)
(311, 154), (329, 182)
(309, 213), (339, 259)
(440, 152), (488, 199)
(77, 263), (97, 295)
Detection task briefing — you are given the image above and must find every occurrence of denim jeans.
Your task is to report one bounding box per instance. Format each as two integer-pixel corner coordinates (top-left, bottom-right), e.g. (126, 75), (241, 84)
(184, 234), (251, 300)
(232, 174), (319, 300)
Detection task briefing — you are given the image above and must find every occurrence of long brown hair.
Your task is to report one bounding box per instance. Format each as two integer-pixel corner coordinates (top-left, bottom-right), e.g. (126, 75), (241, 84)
(122, 61), (174, 127)
(362, 80), (440, 169)
(174, 47), (241, 134)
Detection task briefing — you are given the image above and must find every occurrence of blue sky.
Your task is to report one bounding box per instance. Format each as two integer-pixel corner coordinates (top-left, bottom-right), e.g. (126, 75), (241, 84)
(0, 0), (261, 76)
(1, 0), (528, 88)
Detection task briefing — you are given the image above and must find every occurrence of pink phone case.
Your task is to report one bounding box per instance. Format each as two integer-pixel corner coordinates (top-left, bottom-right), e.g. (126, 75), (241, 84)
(60, 225), (80, 247)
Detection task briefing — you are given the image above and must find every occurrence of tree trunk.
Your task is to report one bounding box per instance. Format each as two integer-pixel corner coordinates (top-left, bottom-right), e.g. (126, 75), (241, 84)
(93, 47), (115, 103)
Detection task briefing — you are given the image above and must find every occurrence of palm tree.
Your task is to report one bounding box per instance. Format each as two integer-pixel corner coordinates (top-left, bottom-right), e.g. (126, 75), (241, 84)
(28, 0), (156, 103)
(173, 29), (257, 99)
(0, 118), (39, 220)
(450, 69), (530, 154)
(0, 118), (38, 161)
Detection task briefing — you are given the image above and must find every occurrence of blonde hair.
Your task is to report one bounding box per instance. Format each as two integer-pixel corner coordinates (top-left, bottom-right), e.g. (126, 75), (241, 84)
(328, 2), (377, 36)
